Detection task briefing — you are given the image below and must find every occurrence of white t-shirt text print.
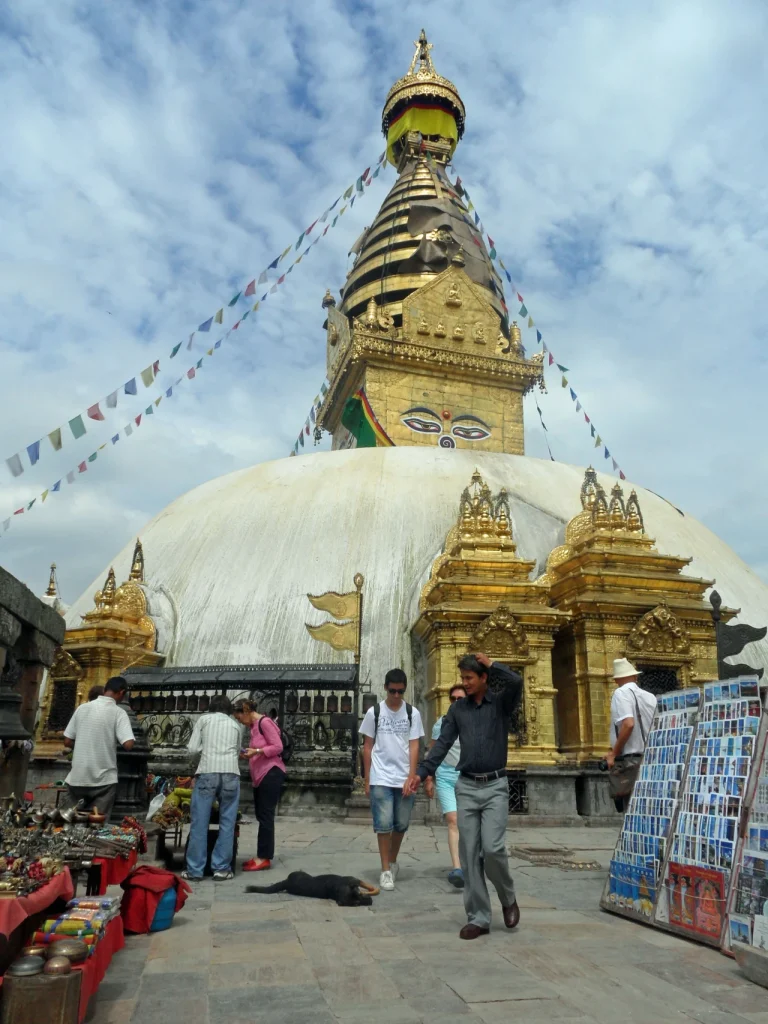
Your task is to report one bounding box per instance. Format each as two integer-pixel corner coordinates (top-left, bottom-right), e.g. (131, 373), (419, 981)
(360, 701), (425, 787)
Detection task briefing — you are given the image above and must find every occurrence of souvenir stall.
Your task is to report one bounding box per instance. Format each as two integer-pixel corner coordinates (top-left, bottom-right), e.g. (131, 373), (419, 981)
(602, 675), (765, 957)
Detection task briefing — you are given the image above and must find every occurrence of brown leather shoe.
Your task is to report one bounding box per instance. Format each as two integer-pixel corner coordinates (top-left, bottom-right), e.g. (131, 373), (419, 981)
(502, 901), (520, 929)
(459, 924), (490, 940)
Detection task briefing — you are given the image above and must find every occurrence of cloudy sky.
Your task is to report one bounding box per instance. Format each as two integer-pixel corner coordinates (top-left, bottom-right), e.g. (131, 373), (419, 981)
(1, 0), (767, 605)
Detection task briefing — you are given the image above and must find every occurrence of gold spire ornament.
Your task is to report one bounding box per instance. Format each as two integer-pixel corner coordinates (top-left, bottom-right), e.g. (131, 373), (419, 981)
(129, 538), (145, 582)
(45, 563), (58, 598)
(305, 574), (364, 662)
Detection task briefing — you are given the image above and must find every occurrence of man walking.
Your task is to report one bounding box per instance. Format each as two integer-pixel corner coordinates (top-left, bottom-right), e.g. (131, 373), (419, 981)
(183, 695), (242, 882)
(606, 658), (657, 811)
(63, 676), (135, 820)
(405, 653), (521, 939)
(360, 669), (424, 892)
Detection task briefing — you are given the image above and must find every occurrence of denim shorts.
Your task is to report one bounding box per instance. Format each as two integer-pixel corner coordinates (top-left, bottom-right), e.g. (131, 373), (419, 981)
(435, 765), (460, 816)
(369, 785), (415, 834)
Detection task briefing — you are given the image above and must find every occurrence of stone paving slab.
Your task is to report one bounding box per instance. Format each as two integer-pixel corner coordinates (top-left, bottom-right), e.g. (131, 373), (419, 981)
(81, 817), (768, 1024)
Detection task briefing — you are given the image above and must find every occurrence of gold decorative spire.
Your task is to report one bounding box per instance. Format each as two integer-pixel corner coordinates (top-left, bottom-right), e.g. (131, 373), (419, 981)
(580, 467), (599, 509)
(322, 289), (336, 309)
(129, 538), (145, 582)
(456, 470), (517, 554)
(45, 563), (57, 598)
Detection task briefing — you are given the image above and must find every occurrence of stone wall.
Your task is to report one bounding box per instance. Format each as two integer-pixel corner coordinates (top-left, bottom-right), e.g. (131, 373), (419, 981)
(0, 565), (65, 799)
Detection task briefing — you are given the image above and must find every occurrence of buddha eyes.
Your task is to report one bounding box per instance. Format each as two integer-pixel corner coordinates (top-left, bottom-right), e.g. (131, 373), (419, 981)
(402, 416), (442, 433)
(452, 425), (491, 441)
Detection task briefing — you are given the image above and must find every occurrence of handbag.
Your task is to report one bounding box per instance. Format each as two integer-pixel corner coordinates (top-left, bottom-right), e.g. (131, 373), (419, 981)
(608, 690), (648, 799)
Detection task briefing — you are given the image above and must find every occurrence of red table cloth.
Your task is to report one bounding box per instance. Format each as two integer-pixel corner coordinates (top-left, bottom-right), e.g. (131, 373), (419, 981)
(73, 915), (125, 1022)
(93, 849), (138, 894)
(0, 868), (74, 939)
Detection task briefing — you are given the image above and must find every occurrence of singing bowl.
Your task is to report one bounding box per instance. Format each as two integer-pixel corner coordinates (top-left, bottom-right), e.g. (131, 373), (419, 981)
(8, 956), (44, 976)
(48, 938), (88, 963)
(88, 810), (106, 825)
(44, 955), (72, 975)
(23, 944), (47, 957)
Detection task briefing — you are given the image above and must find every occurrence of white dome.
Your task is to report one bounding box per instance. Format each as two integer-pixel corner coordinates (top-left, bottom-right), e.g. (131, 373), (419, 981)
(65, 448), (768, 686)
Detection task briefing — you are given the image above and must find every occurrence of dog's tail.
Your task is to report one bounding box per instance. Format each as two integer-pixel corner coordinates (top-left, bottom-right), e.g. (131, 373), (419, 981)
(244, 881), (288, 895)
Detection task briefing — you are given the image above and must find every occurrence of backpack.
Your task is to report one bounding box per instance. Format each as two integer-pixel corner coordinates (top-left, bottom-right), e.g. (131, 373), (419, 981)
(256, 717), (294, 765)
(373, 701), (413, 737)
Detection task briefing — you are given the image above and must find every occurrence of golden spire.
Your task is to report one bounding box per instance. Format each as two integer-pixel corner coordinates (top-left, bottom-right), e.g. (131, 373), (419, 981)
(129, 538), (145, 582)
(580, 467), (599, 509)
(408, 29), (436, 76)
(45, 563), (57, 598)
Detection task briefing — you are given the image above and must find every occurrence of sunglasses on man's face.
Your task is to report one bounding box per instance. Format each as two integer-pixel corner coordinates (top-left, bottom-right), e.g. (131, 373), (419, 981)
(388, 687), (406, 696)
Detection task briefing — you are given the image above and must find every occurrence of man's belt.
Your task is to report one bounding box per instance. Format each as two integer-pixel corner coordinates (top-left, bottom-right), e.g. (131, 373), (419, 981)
(460, 769), (507, 782)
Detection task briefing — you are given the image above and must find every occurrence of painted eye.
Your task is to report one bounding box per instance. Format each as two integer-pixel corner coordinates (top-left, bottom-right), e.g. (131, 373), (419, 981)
(402, 417), (442, 433)
(452, 425), (491, 441)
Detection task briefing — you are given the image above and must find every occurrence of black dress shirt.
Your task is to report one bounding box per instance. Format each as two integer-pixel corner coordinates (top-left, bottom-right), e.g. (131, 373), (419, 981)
(416, 662), (523, 778)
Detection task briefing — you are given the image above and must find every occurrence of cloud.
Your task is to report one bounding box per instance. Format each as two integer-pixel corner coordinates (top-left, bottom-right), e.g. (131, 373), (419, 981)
(1, 0), (767, 603)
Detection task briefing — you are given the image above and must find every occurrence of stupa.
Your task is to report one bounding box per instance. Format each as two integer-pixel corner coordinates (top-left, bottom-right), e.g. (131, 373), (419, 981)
(34, 33), (768, 816)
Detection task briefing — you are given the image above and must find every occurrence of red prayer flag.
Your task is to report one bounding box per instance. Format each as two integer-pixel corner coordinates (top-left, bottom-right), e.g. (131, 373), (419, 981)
(548, 353), (554, 365)
(244, 280), (256, 297)
(232, 320), (240, 330)
(322, 225), (329, 236)
(487, 235), (495, 248)
(13, 508), (23, 515)
(472, 237), (482, 248)
(153, 360), (160, 375)
(87, 403), (104, 421)
(517, 292), (523, 303)
(134, 415), (142, 427)
(619, 471), (626, 481)
(584, 413), (589, 423)
(187, 368), (195, 379)
(305, 220), (317, 235)
(78, 461), (87, 473)
(277, 274), (286, 285)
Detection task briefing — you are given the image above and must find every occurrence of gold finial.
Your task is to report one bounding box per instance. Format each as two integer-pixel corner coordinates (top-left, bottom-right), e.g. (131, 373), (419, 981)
(409, 29), (435, 76)
(450, 249), (465, 267)
(580, 467), (599, 509)
(322, 289), (336, 309)
(593, 486), (610, 528)
(625, 490), (645, 532)
(45, 563), (57, 598)
(494, 489), (513, 539)
(609, 484), (626, 529)
(129, 538), (145, 582)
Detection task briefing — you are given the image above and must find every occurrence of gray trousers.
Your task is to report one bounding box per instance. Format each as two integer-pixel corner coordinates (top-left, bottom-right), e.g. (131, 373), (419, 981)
(456, 775), (516, 928)
(66, 783), (118, 819)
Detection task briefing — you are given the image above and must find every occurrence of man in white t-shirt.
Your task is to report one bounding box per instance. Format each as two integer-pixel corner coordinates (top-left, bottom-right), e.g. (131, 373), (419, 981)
(360, 668), (424, 891)
(63, 675), (135, 819)
(606, 658), (657, 810)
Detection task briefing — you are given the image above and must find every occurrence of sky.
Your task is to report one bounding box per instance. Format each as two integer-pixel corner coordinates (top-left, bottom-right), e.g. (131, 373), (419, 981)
(1, 0), (767, 605)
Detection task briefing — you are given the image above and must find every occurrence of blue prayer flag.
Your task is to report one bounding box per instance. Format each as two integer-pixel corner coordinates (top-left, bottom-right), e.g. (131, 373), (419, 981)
(52, 480), (61, 492)
(27, 440), (40, 465)
(198, 317), (213, 332)
(124, 378), (137, 396)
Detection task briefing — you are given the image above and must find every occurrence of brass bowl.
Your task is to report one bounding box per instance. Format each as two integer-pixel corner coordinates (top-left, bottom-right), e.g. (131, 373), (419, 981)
(8, 956), (44, 976)
(48, 938), (88, 963)
(44, 955), (72, 975)
(88, 809), (106, 825)
(23, 944), (47, 957)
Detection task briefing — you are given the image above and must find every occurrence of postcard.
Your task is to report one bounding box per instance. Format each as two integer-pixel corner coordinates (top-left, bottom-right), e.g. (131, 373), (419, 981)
(729, 913), (752, 946)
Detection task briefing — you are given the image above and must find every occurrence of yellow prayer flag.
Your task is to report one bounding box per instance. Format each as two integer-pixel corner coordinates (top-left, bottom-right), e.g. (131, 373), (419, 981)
(305, 619), (357, 653)
(528, 316), (534, 328)
(295, 255), (302, 264)
(339, 206), (347, 216)
(98, 444), (106, 450)
(214, 308), (223, 324)
(140, 366), (154, 388)
(207, 348), (213, 356)
(307, 590), (359, 621)
(154, 397), (162, 407)
(281, 245), (292, 259)
(595, 435), (602, 448)
(252, 302), (260, 312)
(561, 375), (568, 388)
(41, 489), (49, 502)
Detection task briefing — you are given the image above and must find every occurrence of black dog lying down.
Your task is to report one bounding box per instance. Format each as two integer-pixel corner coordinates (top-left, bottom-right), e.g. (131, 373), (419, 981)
(245, 870), (379, 907)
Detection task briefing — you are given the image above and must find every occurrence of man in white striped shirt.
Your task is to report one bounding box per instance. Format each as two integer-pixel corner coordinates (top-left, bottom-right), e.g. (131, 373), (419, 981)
(183, 695), (243, 882)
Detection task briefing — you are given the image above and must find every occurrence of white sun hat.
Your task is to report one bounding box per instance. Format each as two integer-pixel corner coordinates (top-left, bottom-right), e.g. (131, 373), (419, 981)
(612, 657), (639, 680)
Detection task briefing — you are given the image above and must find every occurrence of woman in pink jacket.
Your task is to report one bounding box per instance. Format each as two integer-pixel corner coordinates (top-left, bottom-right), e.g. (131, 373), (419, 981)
(233, 701), (286, 871)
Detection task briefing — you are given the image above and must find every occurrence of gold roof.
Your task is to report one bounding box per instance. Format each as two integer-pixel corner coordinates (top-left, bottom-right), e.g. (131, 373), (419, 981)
(382, 30), (465, 138)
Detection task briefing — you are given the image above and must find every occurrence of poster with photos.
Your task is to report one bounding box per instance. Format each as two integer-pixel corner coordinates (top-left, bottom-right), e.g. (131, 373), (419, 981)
(655, 676), (763, 947)
(723, 684), (768, 954)
(601, 687), (701, 923)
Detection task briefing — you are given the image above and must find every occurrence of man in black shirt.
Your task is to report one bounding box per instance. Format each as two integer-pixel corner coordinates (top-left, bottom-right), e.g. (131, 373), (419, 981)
(404, 652), (522, 939)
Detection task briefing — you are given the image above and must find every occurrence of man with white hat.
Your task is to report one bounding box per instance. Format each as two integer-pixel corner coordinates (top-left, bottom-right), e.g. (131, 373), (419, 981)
(606, 658), (657, 811)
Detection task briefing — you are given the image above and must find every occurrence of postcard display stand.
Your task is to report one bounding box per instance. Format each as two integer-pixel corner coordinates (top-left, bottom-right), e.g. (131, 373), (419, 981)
(602, 676), (764, 953)
(601, 687), (702, 925)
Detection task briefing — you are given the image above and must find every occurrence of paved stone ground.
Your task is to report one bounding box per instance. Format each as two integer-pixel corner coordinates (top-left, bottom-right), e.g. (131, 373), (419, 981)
(90, 818), (768, 1024)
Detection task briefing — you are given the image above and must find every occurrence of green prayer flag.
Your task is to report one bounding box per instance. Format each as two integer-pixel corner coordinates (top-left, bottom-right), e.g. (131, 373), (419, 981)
(556, 363), (569, 373)
(69, 415), (86, 440)
(295, 232), (305, 251)
(341, 395), (376, 448)
(228, 291), (241, 306)
(88, 452), (98, 463)
(170, 342), (182, 358)
(519, 304), (528, 317)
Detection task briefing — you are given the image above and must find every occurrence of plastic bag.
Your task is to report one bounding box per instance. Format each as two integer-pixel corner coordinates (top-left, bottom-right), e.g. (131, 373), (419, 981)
(146, 794), (165, 821)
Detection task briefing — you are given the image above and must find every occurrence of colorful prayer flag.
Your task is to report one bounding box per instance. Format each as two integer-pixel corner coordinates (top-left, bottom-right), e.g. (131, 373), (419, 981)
(612, 458), (618, 471)
(229, 291), (241, 306)
(69, 415), (87, 439)
(198, 317), (213, 333)
(604, 447), (610, 459)
(187, 368), (195, 379)
(111, 435), (119, 444)
(214, 308), (223, 324)
(66, 471), (75, 484)
(196, 358), (203, 369)
(556, 364), (569, 373)
(171, 343), (182, 358)
(87, 403), (104, 421)
(27, 499), (35, 510)
(548, 353), (554, 366)
(48, 428), (62, 451)
(569, 389), (577, 401)
(106, 391), (118, 409)
(78, 461), (87, 473)
(135, 415), (142, 427)
(519, 304), (528, 317)
(27, 440), (40, 465)
(561, 376), (568, 388)
(517, 293), (523, 303)
(536, 330), (542, 343)
(6, 454), (23, 477)
(343, 185), (353, 200)
(595, 435), (602, 448)
(124, 424), (133, 437)
(88, 452), (98, 462)
(620, 471), (626, 481)
(140, 367), (154, 388)
(52, 480), (61, 492)
(527, 316), (534, 328)
(576, 401), (582, 412)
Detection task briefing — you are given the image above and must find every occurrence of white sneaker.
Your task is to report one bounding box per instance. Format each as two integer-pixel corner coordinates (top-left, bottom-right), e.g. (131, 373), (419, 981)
(379, 870), (394, 891)
(390, 861), (400, 881)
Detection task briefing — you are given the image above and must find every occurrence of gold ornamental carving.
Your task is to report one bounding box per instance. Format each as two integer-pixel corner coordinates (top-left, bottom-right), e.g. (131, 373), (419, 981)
(446, 282), (462, 307)
(628, 602), (691, 656)
(469, 605), (530, 661)
(49, 647), (85, 683)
